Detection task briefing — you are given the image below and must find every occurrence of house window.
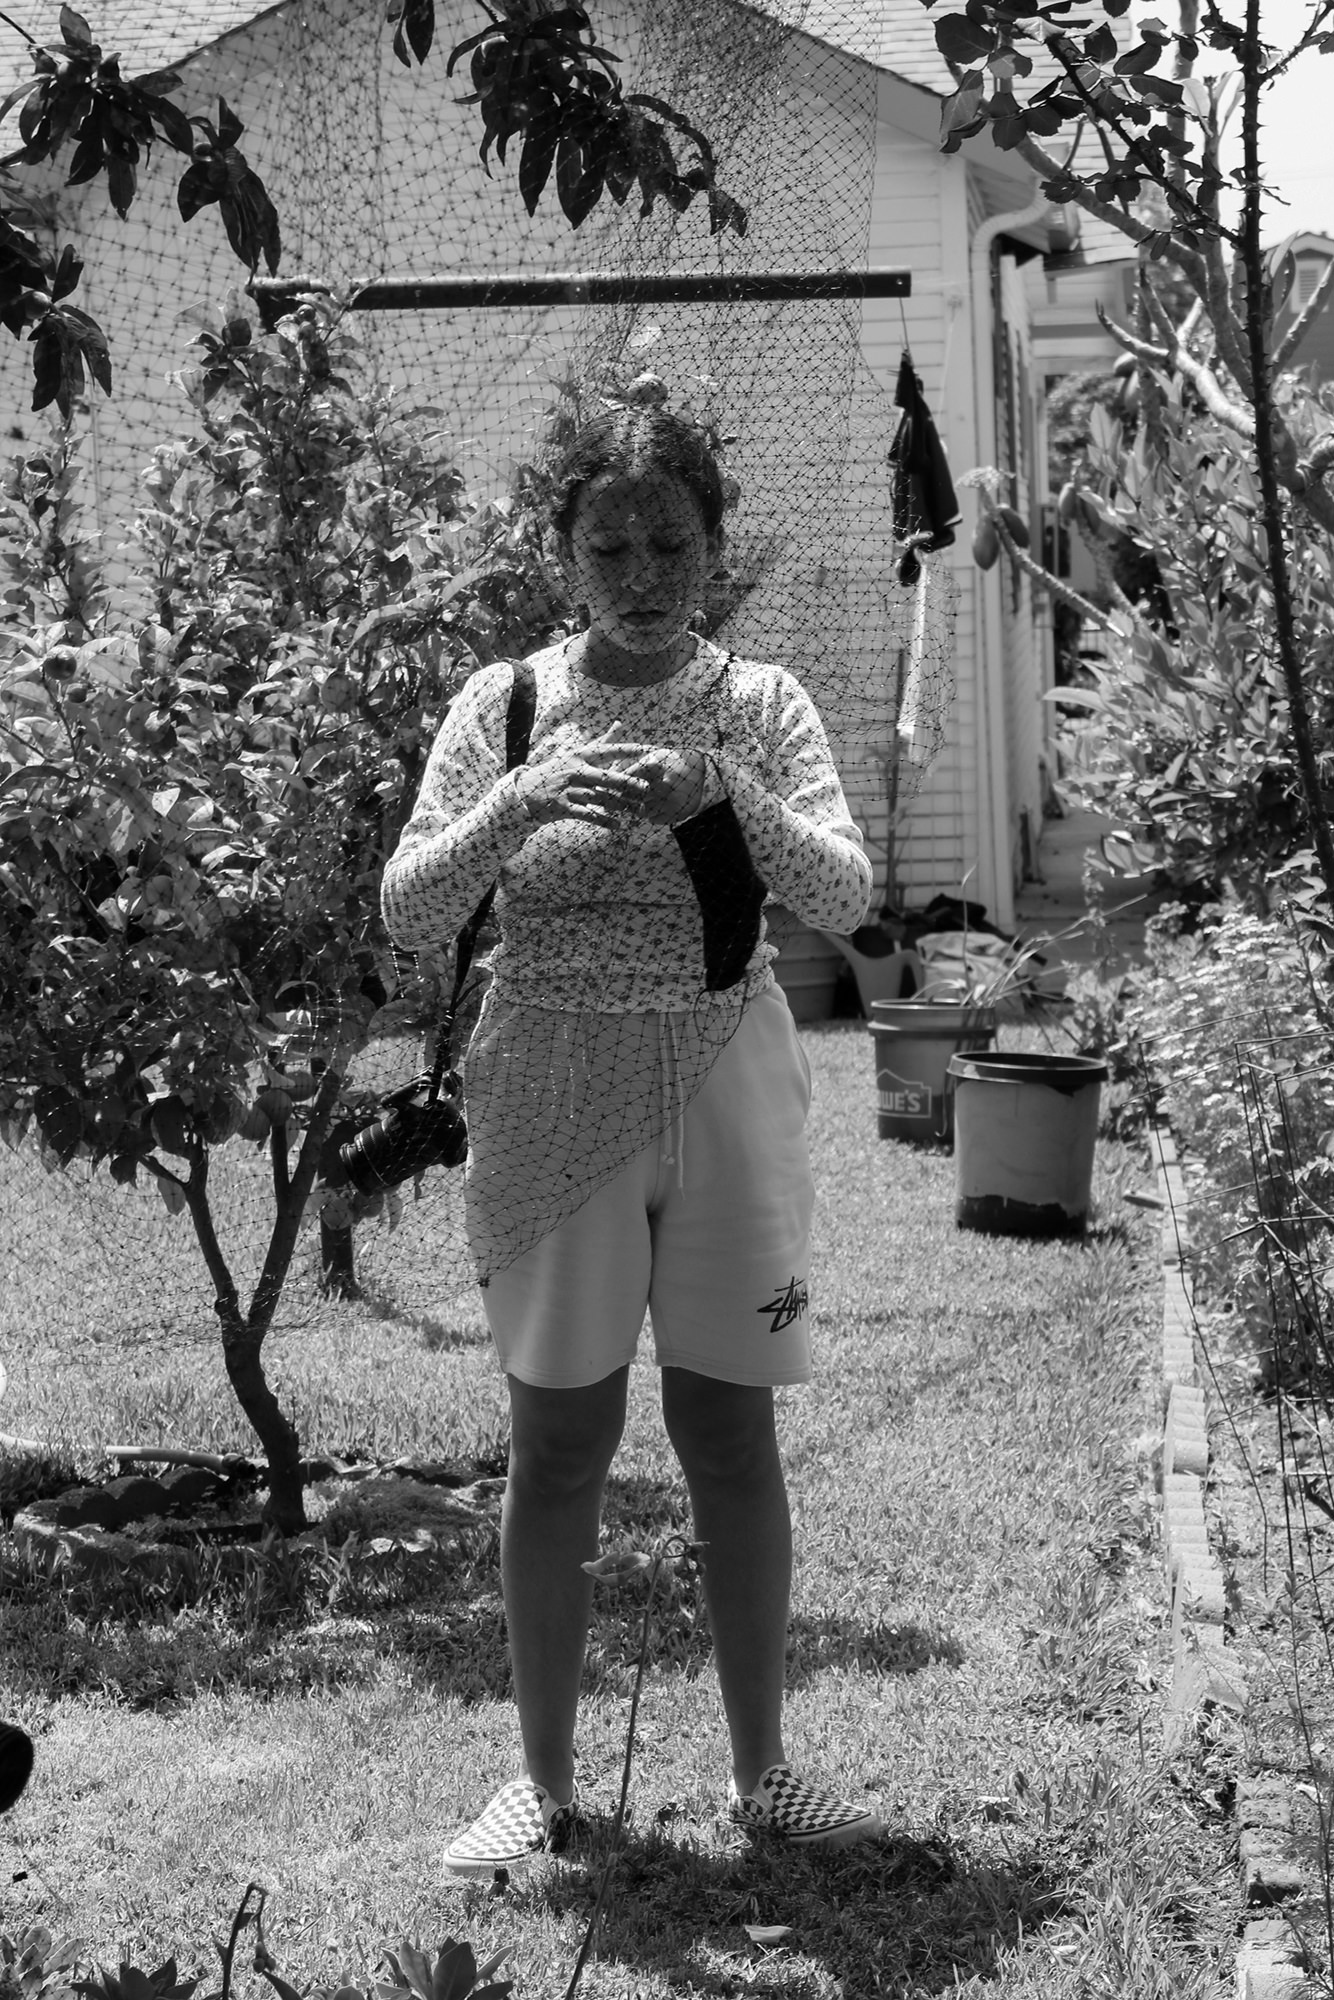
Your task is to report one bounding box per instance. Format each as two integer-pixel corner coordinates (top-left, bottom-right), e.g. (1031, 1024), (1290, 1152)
(1296, 256), (1330, 303)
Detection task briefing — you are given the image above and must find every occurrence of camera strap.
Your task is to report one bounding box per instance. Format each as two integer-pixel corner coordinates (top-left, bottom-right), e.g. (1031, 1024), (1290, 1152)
(426, 660), (537, 1104)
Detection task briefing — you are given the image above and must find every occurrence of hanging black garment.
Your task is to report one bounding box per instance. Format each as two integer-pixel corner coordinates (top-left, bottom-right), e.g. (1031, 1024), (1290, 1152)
(889, 350), (961, 585)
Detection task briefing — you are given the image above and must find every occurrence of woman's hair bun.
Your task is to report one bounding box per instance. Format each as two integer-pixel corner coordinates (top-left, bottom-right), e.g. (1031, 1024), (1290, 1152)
(622, 372), (670, 408)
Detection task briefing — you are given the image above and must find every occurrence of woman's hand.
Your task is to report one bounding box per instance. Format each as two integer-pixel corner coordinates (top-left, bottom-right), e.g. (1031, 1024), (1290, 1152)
(617, 745), (710, 825)
(511, 727), (650, 829)
(510, 726), (710, 830)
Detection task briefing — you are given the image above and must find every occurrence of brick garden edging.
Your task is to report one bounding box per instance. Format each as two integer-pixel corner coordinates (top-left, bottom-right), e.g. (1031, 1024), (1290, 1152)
(1151, 1123), (1316, 2000)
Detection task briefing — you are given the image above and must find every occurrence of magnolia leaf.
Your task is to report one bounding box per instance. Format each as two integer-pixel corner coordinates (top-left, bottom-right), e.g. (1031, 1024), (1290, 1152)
(383, 1945), (431, 2000)
(150, 95), (195, 155)
(51, 243), (83, 301)
(1043, 686), (1101, 710)
(518, 119), (558, 216)
(939, 75), (987, 151)
(429, 1944), (477, 2000)
(933, 13), (995, 64)
(58, 4), (95, 48)
(134, 66), (184, 96)
(154, 1174), (188, 1216)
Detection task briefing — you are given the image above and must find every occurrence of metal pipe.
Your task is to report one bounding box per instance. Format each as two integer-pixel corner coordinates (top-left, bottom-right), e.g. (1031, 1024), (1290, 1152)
(969, 194), (1051, 932)
(250, 266), (911, 325)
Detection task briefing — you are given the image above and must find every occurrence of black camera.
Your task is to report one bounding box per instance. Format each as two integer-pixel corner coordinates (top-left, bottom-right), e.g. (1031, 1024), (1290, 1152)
(338, 1073), (468, 1194)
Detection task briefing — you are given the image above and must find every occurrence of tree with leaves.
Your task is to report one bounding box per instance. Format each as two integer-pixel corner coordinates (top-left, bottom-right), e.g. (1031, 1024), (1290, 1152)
(0, 7), (280, 418)
(925, 0), (1334, 906)
(0, 0), (745, 420)
(0, 0), (746, 1531)
(0, 295), (573, 1531)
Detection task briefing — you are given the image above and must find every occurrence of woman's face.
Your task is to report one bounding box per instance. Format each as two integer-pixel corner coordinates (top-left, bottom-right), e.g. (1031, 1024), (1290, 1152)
(560, 466), (719, 658)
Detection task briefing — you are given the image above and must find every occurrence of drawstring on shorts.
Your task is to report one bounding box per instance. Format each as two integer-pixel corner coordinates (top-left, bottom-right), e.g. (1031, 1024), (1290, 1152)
(657, 1013), (687, 1191)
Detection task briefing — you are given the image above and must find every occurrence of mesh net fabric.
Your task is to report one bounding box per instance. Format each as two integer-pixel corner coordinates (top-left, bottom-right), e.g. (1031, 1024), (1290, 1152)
(1, 0), (960, 1332)
(383, 630), (874, 1278)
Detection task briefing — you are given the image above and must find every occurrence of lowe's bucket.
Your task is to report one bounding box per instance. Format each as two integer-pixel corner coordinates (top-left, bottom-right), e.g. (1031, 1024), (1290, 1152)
(870, 1001), (996, 1145)
(948, 1050), (1109, 1237)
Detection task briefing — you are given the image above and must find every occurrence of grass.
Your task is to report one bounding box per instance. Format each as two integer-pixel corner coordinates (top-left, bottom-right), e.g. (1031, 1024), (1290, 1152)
(0, 1020), (1239, 1998)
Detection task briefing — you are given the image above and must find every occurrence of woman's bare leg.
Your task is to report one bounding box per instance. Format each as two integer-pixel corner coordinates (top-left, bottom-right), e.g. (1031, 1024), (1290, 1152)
(501, 1367), (629, 1800)
(660, 1367), (790, 1793)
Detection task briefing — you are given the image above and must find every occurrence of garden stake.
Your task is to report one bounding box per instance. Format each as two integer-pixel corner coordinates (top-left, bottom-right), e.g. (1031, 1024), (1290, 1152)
(214, 1884), (266, 2000)
(564, 1536), (704, 2000)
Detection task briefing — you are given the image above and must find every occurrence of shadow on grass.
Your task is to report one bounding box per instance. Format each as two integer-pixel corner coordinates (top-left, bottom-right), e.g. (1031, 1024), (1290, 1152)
(519, 1816), (1065, 1997)
(0, 1471), (962, 1710)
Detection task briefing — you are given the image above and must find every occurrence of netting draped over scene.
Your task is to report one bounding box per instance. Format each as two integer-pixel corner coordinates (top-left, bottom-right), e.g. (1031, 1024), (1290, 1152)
(1, 0), (959, 1329)
(255, 0), (959, 807)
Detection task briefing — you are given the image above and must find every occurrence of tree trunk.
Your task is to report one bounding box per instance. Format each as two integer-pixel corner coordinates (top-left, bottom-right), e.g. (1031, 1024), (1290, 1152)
(184, 1065), (346, 1533)
(183, 1143), (309, 1533)
(218, 1310), (308, 1535)
(1240, 0), (1334, 910)
(243, 1064), (347, 1529)
(319, 1219), (359, 1299)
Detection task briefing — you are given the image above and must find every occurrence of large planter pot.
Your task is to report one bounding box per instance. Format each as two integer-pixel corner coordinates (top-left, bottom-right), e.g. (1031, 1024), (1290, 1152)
(771, 921), (844, 1023)
(869, 1000), (997, 1145)
(947, 1049), (1109, 1237)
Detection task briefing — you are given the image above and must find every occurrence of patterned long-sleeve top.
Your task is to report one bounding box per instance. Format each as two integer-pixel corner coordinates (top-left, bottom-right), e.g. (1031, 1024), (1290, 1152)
(382, 635), (871, 1007)
(379, 635), (872, 1278)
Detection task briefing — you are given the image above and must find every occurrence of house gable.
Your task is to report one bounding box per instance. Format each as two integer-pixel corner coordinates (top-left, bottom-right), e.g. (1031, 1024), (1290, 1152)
(1273, 230), (1334, 383)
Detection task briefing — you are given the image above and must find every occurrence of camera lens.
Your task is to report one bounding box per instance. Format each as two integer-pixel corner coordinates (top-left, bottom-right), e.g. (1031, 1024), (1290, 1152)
(339, 1095), (467, 1194)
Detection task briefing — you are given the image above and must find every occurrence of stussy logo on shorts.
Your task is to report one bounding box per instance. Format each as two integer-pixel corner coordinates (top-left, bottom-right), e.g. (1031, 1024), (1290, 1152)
(758, 1276), (809, 1333)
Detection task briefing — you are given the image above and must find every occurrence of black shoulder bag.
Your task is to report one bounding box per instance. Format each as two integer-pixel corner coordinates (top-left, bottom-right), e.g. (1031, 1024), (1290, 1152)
(340, 662), (537, 1195)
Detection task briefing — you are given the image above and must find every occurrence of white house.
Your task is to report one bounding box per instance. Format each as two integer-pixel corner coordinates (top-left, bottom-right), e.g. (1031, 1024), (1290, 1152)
(0, 0), (1092, 936)
(1271, 230), (1334, 383)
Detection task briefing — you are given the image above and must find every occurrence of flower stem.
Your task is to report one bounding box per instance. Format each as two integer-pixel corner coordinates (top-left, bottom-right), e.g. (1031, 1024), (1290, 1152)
(563, 1543), (679, 2000)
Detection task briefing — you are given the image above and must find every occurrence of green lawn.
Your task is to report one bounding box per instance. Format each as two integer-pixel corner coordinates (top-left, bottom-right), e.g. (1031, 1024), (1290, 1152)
(0, 1022), (1236, 1998)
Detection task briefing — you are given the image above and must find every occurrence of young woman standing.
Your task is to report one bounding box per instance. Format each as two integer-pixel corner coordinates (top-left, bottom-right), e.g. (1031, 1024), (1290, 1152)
(382, 390), (880, 1874)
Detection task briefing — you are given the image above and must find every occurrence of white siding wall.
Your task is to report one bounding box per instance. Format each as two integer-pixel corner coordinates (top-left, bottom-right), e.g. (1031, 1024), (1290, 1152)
(851, 78), (981, 915)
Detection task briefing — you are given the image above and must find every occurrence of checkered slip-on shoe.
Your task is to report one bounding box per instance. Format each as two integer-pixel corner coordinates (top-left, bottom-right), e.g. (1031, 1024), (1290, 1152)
(441, 1777), (577, 1879)
(0, 1722), (33, 1814)
(729, 1764), (883, 1849)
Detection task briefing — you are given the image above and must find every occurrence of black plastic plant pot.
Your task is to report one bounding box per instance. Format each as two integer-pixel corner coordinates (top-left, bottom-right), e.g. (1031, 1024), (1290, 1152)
(947, 1049), (1109, 1236)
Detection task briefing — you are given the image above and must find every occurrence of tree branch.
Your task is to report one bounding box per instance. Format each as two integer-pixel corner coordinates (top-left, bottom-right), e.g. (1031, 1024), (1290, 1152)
(1009, 130), (1208, 292)
(1203, 227), (1254, 391)
(249, 1062), (344, 1338)
(1099, 301), (1256, 437)
(1261, 0), (1334, 82)
(179, 1148), (244, 1331)
(1167, 0), (1201, 203)
(268, 1119), (289, 1206)
(1046, 30), (1229, 245)
(1273, 254), (1334, 372)
(989, 503), (1114, 627)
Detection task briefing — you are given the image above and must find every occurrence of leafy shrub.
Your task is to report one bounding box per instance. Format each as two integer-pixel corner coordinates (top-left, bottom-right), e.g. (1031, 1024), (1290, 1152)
(1061, 374), (1334, 910)
(0, 296), (568, 1527)
(1130, 903), (1334, 1394)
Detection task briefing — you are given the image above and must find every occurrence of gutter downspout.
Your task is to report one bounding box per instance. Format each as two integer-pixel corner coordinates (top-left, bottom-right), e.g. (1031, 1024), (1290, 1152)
(969, 189), (1051, 930)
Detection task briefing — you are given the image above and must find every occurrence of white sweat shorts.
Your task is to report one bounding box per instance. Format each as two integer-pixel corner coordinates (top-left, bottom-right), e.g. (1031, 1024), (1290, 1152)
(481, 984), (815, 1389)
